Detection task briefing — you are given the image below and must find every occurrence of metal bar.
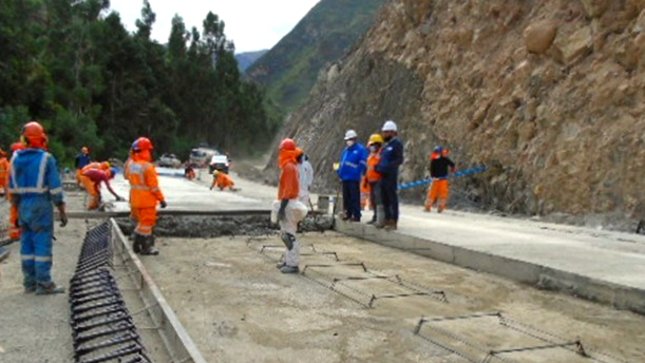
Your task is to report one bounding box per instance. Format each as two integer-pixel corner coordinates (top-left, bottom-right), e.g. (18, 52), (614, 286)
(488, 341), (583, 356)
(110, 218), (208, 363)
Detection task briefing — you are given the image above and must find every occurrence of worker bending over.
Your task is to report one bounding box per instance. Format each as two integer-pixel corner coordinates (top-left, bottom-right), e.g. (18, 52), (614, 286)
(79, 161), (111, 209)
(82, 167), (124, 210)
(275, 138), (307, 274)
(210, 170), (236, 191)
(9, 122), (68, 294)
(126, 137), (166, 255)
(425, 146), (456, 213)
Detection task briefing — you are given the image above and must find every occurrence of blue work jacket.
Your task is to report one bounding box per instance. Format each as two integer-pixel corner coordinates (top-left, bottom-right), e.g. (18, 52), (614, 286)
(376, 138), (404, 180)
(338, 143), (368, 182)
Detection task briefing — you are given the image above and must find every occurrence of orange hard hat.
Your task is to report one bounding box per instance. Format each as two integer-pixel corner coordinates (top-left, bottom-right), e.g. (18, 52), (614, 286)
(22, 121), (48, 148)
(279, 138), (296, 150)
(11, 142), (26, 152)
(132, 137), (154, 152)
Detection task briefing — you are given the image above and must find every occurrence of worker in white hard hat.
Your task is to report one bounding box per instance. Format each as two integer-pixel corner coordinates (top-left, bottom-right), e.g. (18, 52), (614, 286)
(375, 120), (404, 230)
(337, 129), (368, 221)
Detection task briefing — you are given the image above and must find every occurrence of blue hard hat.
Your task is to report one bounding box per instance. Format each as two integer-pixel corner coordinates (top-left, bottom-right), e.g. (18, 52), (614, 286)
(110, 167), (118, 178)
(434, 146), (443, 153)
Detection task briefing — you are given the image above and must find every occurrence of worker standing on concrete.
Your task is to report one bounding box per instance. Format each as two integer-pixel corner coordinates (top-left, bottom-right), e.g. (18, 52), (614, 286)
(210, 170), (236, 191)
(376, 120), (404, 230)
(82, 167), (124, 210)
(365, 133), (384, 225)
(337, 130), (368, 221)
(126, 137), (166, 255)
(9, 122), (68, 294)
(275, 138), (307, 274)
(425, 146), (456, 213)
(74, 146), (91, 185)
(297, 151), (314, 208)
(0, 147), (9, 197)
(6, 142), (26, 242)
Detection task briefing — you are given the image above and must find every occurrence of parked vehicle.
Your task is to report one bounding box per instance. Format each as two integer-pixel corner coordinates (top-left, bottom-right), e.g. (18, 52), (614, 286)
(189, 147), (218, 168)
(209, 154), (230, 174)
(158, 153), (182, 168)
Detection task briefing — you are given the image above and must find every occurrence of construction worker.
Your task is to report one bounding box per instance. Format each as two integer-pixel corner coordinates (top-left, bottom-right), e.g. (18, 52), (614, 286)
(297, 151), (314, 208)
(365, 133), (384, 225)
(74, 146), (91, 185)
(9, 121), (68, 294)
(82, 167), (124, 210)
(0, 147), (9, 196)
(276, 138), (307, 274)
(337, 129), (368, 221)
(425, 146), (456, 213)
(79, 161), (110, 209)
(126, 137), (166, 255)
(210, 169), (236, 191)
(184, 163), (196, 180)
(7, 142), (26, 242)
(376, 120), (404, 230)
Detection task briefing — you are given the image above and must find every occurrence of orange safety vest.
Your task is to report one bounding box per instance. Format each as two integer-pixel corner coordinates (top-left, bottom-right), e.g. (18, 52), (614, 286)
(126, 160), (165, 208)
(366, 152), (382, 183)
(0, 157), (9, 185)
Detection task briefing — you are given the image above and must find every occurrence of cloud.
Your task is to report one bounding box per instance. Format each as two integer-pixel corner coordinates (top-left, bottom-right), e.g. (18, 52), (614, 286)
(108, 0), (320, 52)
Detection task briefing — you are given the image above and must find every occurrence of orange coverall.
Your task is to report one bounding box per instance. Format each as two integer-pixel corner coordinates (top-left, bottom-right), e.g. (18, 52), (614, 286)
(0, 155), (9, 195)
(80, 162), (108, 209)
(4, 161), (20, 240)
(211, 172), (235, 190)
(127, 155), (165, 237)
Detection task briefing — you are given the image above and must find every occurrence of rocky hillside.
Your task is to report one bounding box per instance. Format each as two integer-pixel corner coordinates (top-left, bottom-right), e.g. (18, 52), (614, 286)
(277, 0), (645, 226)
(246, 0), (387, 112)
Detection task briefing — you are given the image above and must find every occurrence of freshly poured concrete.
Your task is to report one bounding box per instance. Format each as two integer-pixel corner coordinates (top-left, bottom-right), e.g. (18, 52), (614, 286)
(142, 233), (645, 362)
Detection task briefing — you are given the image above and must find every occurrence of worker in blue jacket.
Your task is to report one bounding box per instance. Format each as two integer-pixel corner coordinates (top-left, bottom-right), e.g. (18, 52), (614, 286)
(337, 129), (368, 221)
(9, 121), (68, 295)
(376, 120), (404, 230)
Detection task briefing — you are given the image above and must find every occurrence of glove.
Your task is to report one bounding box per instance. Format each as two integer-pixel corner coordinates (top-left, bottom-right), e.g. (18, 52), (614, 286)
(57, 204), (68, 228)
(116, 195), (125, 202)
(278, 199), (289, 221)
(160, 200), (167, 209)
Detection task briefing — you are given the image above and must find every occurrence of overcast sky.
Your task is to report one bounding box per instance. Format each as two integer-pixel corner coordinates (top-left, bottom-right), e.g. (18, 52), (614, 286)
(109, 0), (320, 52)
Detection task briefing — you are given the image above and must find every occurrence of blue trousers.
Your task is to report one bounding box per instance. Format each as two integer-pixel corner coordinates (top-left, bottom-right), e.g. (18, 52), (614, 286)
(19, 198), (54, 288)
(21, 228), (53, 287)
(381, 177), (399, 222)
(342, 180), (361, 220)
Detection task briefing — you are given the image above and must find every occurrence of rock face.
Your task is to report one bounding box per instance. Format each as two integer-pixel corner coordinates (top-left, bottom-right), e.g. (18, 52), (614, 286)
(272, 0), (645, 227)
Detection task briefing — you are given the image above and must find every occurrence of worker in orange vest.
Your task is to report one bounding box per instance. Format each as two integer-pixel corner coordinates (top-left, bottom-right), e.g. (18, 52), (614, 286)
(79, 161), (111, 210)
(364, 133), (384, 225)
(126, 137), (166, 255)
(6, 142), (26, 241)
(210, 170), (236, 191)
(0, 147), (9, 196)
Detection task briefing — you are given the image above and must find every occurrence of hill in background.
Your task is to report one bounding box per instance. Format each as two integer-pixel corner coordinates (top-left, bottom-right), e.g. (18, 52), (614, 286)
(246, 0), (387, 112)
(235, 49), (268, 72)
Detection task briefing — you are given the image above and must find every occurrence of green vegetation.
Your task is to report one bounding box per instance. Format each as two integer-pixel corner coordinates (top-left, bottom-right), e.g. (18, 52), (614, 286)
(246, 0), (386, 113)
(0, 0), (278, 164)
(235, 49), (268, 72)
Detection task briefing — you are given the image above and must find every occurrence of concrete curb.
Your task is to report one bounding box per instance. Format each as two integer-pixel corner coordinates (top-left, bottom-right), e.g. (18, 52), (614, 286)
(334, 219), (645, 315)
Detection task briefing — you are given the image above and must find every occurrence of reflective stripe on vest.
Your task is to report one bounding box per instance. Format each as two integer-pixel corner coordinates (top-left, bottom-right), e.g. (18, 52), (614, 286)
(10, 153), (51, 194)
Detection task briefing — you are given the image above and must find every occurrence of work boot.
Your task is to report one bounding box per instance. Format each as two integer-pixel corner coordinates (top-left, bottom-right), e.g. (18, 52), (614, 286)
(140, 236), (159, 256)
(132, 233), (145, 253)
(280, 265), (299, 274)
(384, 220), (398, 231)
(24, 281), (36, 294)
(36, 282), (65, 295)
(438, 206), (445, 213)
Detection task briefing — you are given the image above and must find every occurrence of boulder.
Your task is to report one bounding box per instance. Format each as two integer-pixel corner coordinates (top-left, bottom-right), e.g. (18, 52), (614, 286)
(579, 0), (610, 18)
(553, 26), (593, 63)
(523, 20), (558, 54)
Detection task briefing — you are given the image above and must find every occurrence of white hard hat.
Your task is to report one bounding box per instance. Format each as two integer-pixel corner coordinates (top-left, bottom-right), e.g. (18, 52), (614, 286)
(382, 120), (397, 132)
(344, 129), (358, 140)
